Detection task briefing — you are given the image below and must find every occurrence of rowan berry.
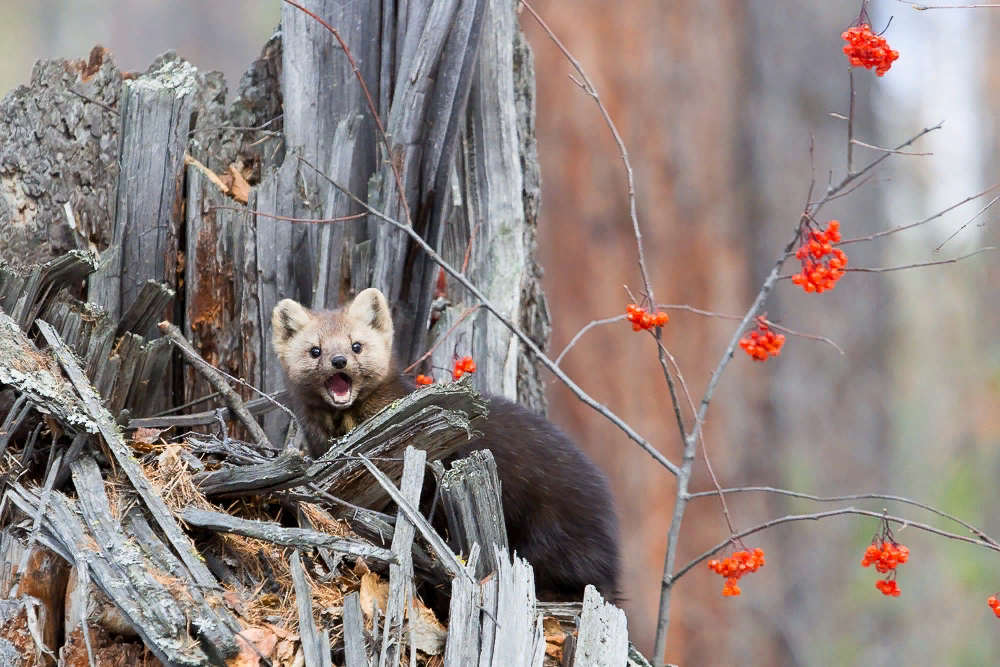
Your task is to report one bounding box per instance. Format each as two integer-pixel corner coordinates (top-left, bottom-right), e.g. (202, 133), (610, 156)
(708, 546), (765, 597)
(739, 316), (785, 362)
(862, 520), (908, 598)
(625, 304), (668, 332)
(452, 354), (477, 380)
(415, 374), (434, 386)
(842, 24), (899, 76)
(791, 220), (848, 293)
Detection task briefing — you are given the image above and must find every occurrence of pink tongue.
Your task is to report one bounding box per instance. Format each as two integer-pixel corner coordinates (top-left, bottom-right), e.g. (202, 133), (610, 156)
(329, 374), (350, 396)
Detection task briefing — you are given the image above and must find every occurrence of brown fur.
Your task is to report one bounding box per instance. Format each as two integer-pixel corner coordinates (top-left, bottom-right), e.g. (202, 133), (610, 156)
(272, 290), (621, 603)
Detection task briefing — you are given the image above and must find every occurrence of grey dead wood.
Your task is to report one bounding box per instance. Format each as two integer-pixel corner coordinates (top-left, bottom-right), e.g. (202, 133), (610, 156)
(487, 546), (544, 667)
(126, 389), (289, 429)
(181, 508), (398, 565)
(379, 447), (425, 667)
(342, 591), (368, 667)
(290, 550), (324, 667)
(0, 312), (95, 435)
(476, 571), (498, 667)
(3, 482), (209, 666)
(0, 47), (121, 269)
(443, 544), (481, 666)
(280, 0), (377, 311)
(184, 168), (246, 407)
(115, 280), (174, 341)
(70, 456), (237, 663)
(159, 320), (274, 449)
(240, 160), (312, 446)
(0, 250), (99, 331)
(295, 505), (342, 582)
(0, 394), (32, 463)
(90, 54), (193, 329)
(194, 449), (310, 496)
(358, 455), (466, 579)
(439, 448), (507, 580)
(573, 585), (628, 667)
(34, 320), (224, 602)
(370, 0), (462, 361)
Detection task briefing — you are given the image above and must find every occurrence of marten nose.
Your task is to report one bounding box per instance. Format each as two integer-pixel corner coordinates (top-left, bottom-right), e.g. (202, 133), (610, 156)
(331, 355), (347, 369)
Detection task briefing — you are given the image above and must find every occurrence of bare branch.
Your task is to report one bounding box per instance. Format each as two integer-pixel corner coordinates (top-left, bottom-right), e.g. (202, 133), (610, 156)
(670, 508), (1000, 586)
(686, 486), (999, 546)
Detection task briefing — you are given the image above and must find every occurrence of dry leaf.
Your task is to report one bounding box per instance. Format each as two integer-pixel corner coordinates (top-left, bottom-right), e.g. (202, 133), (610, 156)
(228, 627), (279, 667)
(223, 591), (246, 617)
(133, 427), (166, 445)
(359, 572), (388, 619)
(258, 593), (280, 608)
(227, 165), (250, 204)
(358, 572), (446, 654)
(43, 415), (64, 442)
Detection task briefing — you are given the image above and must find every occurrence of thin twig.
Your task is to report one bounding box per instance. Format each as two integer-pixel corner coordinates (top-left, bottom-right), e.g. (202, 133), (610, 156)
(670, 507), (1000, 586)
(686, 486), (999, 546)
(847, 69), (856, 174)
(898, 0), (1000, 8)
(839, 180), (1000, 245)
(935, 193), (1000, 251)
(403, 305), (482, 374)
(213, 205), (367, 224)
(158, 321), (274, 448)
(840, 247), (995, 273)
(850, 138), (932, 156)
(67, 88), (118, 115)
(554, 315), (624, 367)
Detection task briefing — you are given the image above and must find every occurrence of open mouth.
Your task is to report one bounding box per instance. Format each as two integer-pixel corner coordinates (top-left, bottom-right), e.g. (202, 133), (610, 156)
(326, 373), (353, 405)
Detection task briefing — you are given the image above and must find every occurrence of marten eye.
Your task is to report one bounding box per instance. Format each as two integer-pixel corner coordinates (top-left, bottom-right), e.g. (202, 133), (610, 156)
(351, 341), (363, 354)
(309, 346), (322, 359)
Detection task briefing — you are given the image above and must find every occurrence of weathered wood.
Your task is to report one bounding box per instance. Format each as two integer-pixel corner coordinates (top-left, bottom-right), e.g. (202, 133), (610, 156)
(0, 312), (95, 434)
(487, 546), (544, 667)
(342, 591), (368, 667)
(126, 389), (288, 429)
(4, 482), (208, 666)
(443, 558), (481, 667)
(0, 597), (51, 667)
(379, 447), (425, 667)
(35, 320), (224, 601)
(440, 448), (508, 580)
(184, 168), (246, 408)
(181, 508), (398, 564)
(0, 47), (121, 270)
(90, 55), (193, 328)
(290, 550), (323, 667)
(159, 320), (274, 448)
(573, 585), (628, 667)
(358, 455), (465, 579)
(0, 541), (69, 667)
(194, 450), (310, 495)
(311, 379), (487, 511)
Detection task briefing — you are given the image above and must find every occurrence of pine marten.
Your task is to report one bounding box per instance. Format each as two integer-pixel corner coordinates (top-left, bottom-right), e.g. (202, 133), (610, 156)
(271, 288), (621, 603)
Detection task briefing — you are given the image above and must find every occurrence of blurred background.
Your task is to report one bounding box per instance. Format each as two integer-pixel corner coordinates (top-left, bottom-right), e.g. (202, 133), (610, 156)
(2, 0), (998, 664)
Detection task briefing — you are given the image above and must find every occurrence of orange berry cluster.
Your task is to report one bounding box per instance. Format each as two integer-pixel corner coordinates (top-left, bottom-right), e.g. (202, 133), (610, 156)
(708, 547), (765, 597)
(739, 316), (785, 362)
(625, 304), (668, 332)
(842, 24), (900, 77)
(862, 540), (909, 597)
(791, 220), (848, 293)
(988, 595), (1000, 617)
(452, 355), (477, 380)
(415, 374), (434, 386)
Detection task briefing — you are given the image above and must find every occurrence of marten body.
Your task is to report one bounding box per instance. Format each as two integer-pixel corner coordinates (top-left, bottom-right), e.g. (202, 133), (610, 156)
(272, 289), (621, 603)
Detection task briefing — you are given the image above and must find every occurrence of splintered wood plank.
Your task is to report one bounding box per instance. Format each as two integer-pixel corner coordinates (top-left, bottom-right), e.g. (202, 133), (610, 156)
(35, 320), (222, 600)
(440, 448), (508, 580)
(573, 586), (628, 667)
(379, 447), (425, 667)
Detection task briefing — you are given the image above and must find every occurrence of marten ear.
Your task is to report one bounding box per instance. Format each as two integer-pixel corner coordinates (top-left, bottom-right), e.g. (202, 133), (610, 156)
(272, 299), (312, 351)
(347, 288), (393, 340)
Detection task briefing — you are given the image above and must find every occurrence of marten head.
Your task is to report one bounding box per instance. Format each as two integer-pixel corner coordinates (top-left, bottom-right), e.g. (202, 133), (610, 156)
(272, 288), (395, 411)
